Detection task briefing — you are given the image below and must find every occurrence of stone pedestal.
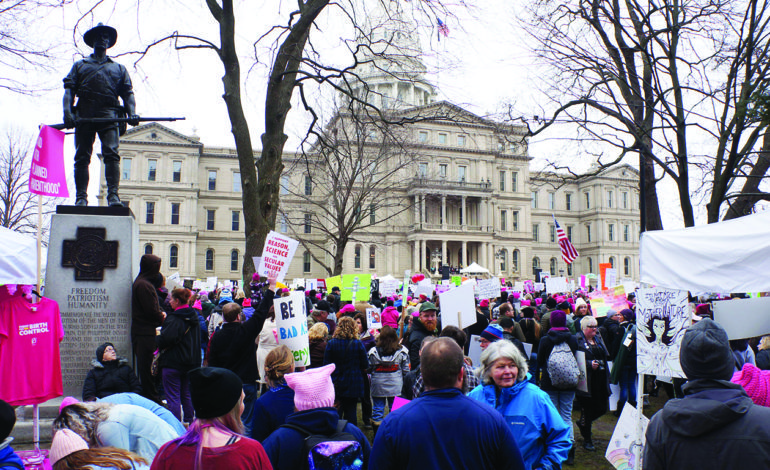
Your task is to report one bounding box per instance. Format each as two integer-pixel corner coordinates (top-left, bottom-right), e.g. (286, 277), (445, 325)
(45, 206), (139, 398)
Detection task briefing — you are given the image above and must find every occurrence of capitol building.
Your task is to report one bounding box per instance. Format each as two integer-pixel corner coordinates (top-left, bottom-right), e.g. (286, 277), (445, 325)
(102, 6), (640, 287)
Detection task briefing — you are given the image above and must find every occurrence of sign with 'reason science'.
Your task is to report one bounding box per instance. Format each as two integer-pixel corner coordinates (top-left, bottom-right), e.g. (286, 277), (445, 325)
(273, 292), (310, 367)
(257, 231), (299, 283)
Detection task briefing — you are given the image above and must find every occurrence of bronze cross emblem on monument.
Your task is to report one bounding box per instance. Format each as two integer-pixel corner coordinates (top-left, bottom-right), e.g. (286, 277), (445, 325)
(62, 227), (119, 281)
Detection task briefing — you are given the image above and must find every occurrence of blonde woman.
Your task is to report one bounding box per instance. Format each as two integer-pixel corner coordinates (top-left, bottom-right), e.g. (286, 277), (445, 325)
(323, 317), (368, 425)
(308, 322), (329, 369)
(250, 345), (296, 442)
(757, 336), (770, 370)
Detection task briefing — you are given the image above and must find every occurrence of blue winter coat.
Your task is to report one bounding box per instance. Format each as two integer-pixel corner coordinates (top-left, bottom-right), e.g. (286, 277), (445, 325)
(468, 378), (571, 469)
(0, 443), (24, 470)
(323, 338), (368, 398)
(262, 407), (371, 469)
(98, 392), (186, 435)
(369, 388), (525, 470)
(250, 382), (295, 442)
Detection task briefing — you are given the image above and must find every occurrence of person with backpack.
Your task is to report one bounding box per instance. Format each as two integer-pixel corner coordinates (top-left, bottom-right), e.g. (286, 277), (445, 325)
(537, 310), (579, 465)
(368, 326), (410, 433)
(262, 364), (371, 469)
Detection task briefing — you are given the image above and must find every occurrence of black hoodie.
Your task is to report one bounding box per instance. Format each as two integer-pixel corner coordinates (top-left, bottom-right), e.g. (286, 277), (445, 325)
(131, 254), (164, 336)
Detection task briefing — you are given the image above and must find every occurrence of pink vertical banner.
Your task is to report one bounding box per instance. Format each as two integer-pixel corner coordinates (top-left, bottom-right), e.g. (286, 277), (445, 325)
(28, 125), (69, 197)
(580, 275), (586, 288)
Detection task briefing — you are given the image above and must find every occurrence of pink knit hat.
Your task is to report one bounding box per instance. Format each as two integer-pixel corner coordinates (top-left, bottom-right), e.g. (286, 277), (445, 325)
(285, 363), (336, 411)
(338, 304), (356, 315)
(521, 299), (530, 307)
(50, 429), (89, 465)
(59, 396), (79, 414)
(732, 363), (770, 407)
(535, 298), (542, 306)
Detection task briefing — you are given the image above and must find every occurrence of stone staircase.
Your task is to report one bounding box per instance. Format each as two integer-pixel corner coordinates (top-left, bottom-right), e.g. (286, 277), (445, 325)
(10, 397), (63, 448)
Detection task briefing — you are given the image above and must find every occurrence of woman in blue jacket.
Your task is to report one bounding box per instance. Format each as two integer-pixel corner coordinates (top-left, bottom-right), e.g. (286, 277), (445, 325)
(469, 340), (570, 470)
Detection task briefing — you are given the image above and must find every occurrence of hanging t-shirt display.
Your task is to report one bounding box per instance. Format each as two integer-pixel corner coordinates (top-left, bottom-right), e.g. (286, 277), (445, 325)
(0, 296), (64, 405)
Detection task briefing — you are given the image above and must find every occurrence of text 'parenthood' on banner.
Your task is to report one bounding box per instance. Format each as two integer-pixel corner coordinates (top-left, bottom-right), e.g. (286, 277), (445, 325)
(28, 125), (69, 197)
(257, 231), (299, 283)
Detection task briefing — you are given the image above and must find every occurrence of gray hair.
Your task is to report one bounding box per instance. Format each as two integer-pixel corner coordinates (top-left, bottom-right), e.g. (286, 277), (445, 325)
(478, 340), (528, 386)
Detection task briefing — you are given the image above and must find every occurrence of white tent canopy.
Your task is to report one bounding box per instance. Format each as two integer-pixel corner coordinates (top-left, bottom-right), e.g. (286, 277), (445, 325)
(0, 227), (37, 286)
(460, 262), (490, 275)
(640, 210), (770, 293)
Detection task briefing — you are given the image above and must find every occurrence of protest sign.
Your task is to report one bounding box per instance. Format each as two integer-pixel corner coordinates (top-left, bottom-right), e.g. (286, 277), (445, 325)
(636, 287), (689, 378)
(576, 351), (588, 394)
(291, 278), (305, 289)
(521, 342), (533, 358)
(599, 263), (612, 290)
(257, 231), (299, 283)
(380, 279), (400, 297)
(513, 281), (524, 292)
(438, 282), (476, 329)
(524, 280), (535, 294)
(341, 274), (371, 302)
(605, 403), (649, 470)
(251, 257), (261, 278)
(223, 280), (233, 290)
(316, 278), (326, 290)
(435, 284), (453, 294)
(545, 277), (570, 294)
(166, 272), (181, 292)
(468, 335), (482, 368)
(392, 396), (410, 412)
(206, 277), (217, 291)
(402, 270), (410, 303)
(366, 307), (382, 329)
(29, 125), (69, 197)
(273, 292), (310, 367)
(605, 268), (618, 289)
(476, 278), (501, 300)
(714, 297), (770, 340)
(451, 275), (462, 286)
(325, 275), (342, 292)
(534, 282), (545, 292)
(192, 279), (202, 290)
(413, 283), (434, 299)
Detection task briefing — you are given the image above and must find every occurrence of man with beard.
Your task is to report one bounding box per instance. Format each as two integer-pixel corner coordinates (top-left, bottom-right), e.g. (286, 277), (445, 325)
(408, 302), (440, 369)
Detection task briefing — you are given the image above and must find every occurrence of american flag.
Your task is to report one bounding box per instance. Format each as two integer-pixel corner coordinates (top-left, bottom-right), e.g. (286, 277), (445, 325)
(554, 216), (579, 264)
(437, 18), (449, 38)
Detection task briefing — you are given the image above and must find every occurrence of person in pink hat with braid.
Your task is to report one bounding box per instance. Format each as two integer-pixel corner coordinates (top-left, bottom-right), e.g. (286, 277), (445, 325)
(262, 364), (371, 469)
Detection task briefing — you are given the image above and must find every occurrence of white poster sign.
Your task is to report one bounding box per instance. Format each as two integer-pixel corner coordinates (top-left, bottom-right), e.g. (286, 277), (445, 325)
(636, 287), (690, 378)
(273, 292), (310, 367)
(380, 279), (400, 297)
(534, 282), (545, 292)
(469, 335), (482, 368)
(605, 403), (649, 470)
(257, 231), (300, 283)
(413, 284), (434, 299)
(438, 282), (477, 329)
(166, 272), (181, 292)
(476, 278), (501, 300)
(576, 351), (588, 394)
(206, 277), (217, 291)
(545, 276), (570, 294)
(305, 279), (318, 292)
(605, 268), (618, 289)
(366, 307), (382, 329)
(714, 297), (770, 340)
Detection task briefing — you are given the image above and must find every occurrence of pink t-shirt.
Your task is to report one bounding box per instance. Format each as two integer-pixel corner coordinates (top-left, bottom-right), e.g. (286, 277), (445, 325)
(0, 297), (64, 405)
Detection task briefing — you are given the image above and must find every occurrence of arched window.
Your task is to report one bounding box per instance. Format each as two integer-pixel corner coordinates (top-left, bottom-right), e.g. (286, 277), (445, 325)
(354, 245), (361, 269)
(588, 257), (593, 273)
(144, 244), (153, 255)
(169, 245), (178, 269)
(609, 256), (615, 268)
(550, 257), (557, 275)
(369, 246), (376, 270)
(230, 250), (239, 271)
(205, 249), (214, 271)
(532, 257), (540, 275)
(512, 250), (519, 272)
(624, 257), (631, 276)
(303, 251), (311, 273)
(500, 249), (507, 272)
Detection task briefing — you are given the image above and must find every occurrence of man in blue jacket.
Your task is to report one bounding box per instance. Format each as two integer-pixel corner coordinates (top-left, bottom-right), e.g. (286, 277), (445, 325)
(370, 338), (525, 470)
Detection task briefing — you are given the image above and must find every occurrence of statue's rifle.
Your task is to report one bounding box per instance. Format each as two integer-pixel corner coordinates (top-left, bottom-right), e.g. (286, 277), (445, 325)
(48, 117), (185, 131)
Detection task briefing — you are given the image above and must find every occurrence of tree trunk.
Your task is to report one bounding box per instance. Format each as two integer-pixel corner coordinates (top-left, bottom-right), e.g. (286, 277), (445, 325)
(723, 128), (770, 220)
(641, 150), (663, 231)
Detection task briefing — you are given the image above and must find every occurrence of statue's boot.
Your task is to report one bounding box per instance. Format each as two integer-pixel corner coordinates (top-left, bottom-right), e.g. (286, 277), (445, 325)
(105, 161), (122, 207)
(74, 168), (89, 206)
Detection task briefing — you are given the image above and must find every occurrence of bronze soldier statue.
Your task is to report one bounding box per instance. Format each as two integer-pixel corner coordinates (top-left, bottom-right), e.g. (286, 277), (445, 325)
(63, 23), (139, 207)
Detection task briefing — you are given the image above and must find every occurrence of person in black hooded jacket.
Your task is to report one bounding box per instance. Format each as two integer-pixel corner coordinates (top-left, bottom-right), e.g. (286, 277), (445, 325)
(644, 318), (770, 469)
(82, 342), (141, 401)
(157, 287), (201, 424)
(131, 254), (165, 402)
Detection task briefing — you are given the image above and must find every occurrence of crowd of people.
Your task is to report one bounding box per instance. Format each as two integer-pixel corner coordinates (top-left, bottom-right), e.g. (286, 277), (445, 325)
(4, 253), (770, 469)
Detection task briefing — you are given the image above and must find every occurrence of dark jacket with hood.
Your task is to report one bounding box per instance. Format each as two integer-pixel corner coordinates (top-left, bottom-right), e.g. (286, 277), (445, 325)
(131, 254), (164, 337)
(644, 379), (770, 469)
(537, 328), (578, 391)
(262, 407), (371, 469)
(82, 342), (142, 401)
(407, 317), (438, 369)
(599, 314), (624, 359)
(157, 306), (201, 372)
(207, 289), (273, 383)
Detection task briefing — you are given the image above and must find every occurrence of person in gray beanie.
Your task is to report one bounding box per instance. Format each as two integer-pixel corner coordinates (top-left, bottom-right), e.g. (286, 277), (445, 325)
(643, 318), (770, 469)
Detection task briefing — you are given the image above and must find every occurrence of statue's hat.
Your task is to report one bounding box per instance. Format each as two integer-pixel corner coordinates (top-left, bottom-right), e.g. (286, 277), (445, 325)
(84, 23), (117, 49)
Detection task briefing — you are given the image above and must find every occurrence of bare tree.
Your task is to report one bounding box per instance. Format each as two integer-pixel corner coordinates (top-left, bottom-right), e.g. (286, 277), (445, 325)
(0, 129), (58, 241)
(120, 0), (455, 293)
(280, 103), (422, 276)
(516, 0), (770, 227)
